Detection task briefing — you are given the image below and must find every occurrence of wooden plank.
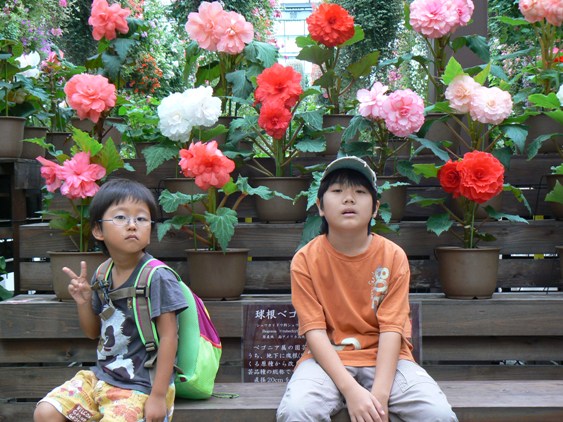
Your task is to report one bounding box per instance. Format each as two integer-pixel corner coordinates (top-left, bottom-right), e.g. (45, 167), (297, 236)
(426, 365), (563, 381)
(0, 338), (96, 363)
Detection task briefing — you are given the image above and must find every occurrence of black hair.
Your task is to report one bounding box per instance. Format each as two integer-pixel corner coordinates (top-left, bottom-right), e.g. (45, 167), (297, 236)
(317, 168), (378, 235)
(89, 178), (158, 253)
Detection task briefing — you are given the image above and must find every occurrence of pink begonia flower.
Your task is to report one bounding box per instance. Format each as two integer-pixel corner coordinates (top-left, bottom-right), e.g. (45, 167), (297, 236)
(380, 89), (425, 137)
(214, 10), (254, 54)
(179, 141), (235, 190)
(57, 152), (106, 200)
(519, 0), (546, 23)
(409, 0), (460, 39)
(64, 74), (117, 123)
(356, 82), (388, 120)
(469, 86), (513, 125)
(59, 0), (67, 7)
(445, 74), (481, 113)
(541, 0), (563, 26)
(185, 1), (226, 52)
(36, 156), (63, 193)
(88, 0), (131, 41)
(453, 0), (474, 26)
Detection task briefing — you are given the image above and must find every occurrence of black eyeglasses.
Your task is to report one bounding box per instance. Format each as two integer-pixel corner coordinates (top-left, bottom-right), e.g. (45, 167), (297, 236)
(98, 216), (153, 227)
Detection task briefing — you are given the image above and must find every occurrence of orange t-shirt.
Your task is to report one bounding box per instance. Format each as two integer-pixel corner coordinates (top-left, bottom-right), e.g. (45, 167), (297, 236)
(291, 233), (414, 367)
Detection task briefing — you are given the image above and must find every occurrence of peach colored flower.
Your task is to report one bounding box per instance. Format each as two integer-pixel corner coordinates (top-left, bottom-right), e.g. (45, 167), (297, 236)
(519, 0), (546, 23)
(64, 74), (117, 123)
(36, 156), (63, 193)
(453, 0), (475, 27)
(255, 63), (303, 109)
(409, 0), (460, 39)
(445, 74), (480, 113)
(357, 82), (389, 120)
(57, 152), (107, 199)
(214, 10), (254, 55)
(469, 86), (513, 125)
(179, 141), (235, 190)
(457, 151), (504, 204)
(185, 1), (226, 52)
(306, 3), (355, 47)
(380, 89), (425, 137)
(541, 0), (563, 26)
(258, 100), (292, 140)
(88, 0), (131, 41)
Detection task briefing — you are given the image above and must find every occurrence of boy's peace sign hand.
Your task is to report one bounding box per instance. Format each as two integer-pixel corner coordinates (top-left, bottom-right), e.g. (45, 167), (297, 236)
(63, 261), (92, 305)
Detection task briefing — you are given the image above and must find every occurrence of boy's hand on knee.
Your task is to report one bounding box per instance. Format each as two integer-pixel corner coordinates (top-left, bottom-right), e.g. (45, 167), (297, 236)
(345, 383), (386, 422)
(64, 261), (92, 305)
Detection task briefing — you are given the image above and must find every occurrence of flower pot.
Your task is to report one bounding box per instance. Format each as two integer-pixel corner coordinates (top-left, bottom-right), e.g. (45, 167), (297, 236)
(322, 114), (355, 156)
(22, 126), (48, 159)
(252, 176), (310, 223)
(185, 248), (249, 300)
(160, 178), (207, 217)
(0, 116), (25, 158)
(525, 114), (562, 154)
(434, 246), (500, 299)
(48, 251), (107, 301)
(546, 174), (563, 220)
(46, 131), (73, 155)
(378, 176), (407, 222)
(450, 194), (503, 220)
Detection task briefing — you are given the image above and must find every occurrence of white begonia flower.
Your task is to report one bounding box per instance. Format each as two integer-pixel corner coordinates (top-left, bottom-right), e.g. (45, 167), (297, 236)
(158, 92), (195, 142)
(188, 86), (222, 128)
(16, 51), (41, 78)
(556, 85), (563, 106)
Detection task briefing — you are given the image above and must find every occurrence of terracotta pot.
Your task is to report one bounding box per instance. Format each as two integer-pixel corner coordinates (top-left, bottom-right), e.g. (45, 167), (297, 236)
(160, 178), (207, 217)
(377, 176), (407, 222)
(0, 116), (25, 158)
(322, 114), (356, 156)
(22, 126), (48, 159)
(252, 177), (310, 223)
(48, 251), (107, 301)
(185, 248), (249, 300)
(546, 174), (563, 220)
(46, 131), (72, 155)
(525, 114), (562, 154)
(434, 246), (500, 299)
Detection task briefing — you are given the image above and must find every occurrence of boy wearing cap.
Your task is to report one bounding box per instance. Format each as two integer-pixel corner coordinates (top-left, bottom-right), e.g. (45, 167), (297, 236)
(277, 157), (457, 422)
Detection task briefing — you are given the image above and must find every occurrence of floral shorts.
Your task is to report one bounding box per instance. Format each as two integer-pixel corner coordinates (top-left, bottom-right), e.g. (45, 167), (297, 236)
(38, 370), (175, 422)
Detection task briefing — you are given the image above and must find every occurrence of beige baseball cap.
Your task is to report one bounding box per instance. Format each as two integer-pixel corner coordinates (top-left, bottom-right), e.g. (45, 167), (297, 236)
(320, 156), (377, 191)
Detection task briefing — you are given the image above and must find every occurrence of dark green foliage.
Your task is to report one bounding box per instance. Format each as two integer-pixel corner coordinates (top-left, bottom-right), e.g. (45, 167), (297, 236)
(58, 0), (98, 66)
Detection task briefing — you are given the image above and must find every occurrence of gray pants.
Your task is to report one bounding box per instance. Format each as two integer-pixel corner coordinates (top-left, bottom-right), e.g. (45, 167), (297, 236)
(277, 359), (458, 422)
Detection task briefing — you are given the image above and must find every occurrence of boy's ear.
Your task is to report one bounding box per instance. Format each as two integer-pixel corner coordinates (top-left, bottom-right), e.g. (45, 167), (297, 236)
(316, 198), (324, 216)
(373, 200), (380, 218)
(92, 224), (104, 241)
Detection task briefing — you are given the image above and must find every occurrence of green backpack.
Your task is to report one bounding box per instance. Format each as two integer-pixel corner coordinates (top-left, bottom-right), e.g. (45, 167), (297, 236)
(94, 258), (222, 399)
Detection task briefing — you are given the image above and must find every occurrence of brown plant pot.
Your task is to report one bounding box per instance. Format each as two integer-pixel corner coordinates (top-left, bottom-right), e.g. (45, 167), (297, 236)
(48, 251), (107, 301)
(0, 116), (25, 158)
(556, 246), (563, 282)
(378, 176), (407, 222)
(525, 114), (562, 154)
(546, 174), (563, 220)
(322, 114), (356, 156)
(185, 248), (249, 300)
(435, 246), (500, 299)
(160, 178), (207, 217)
(46, 131), (73, 155)
(22, 126), (48, 159)
(252, 176), (310, 223)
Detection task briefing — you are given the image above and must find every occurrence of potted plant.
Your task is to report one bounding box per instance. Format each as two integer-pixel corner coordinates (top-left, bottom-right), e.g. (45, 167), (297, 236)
(184, 0), (278, 121)
(0, 256), (12, 302)
(341, 82), (426, 222)
(545, 163), (563, 220)
(157, 140), (271, 299)
(229, 63), (325, 222)
(295, 2), (380, 154)
(29, 73), (128, 301)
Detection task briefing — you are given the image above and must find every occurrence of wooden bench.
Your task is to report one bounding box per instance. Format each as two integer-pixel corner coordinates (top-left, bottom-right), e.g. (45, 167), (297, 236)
(2, 381), (563, 421)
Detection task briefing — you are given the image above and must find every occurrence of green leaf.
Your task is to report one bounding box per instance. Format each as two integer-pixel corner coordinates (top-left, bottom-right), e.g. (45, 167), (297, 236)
(491, 146), (513, 168)
(296, 136), (325, 153)
(407, 195), (445, 207)
(546, 181), (563, 204)
(485, 207), (529, 223)
(306, 172), (322, 211)
(96, 139), (124, 175)
(526, 133), (560, 159)
(71, 128), (103, 156)
(463, 35), (490, 62)
(158, 189), (207, 213)
(298, 214), (322, 250)
(297, 110), (324, 131)
(341, 25), (365, 47)
(143, 143), (179, 174)
(313, 69), (336, 89)
(497, 16), (528, 26)
(500, 124), (528, 154)
(157, 216), (192, 241)
(443, 57), (464, 85)
(296, 45), (332, 67)
(378, 203), (392, 224)
(195, 61), (221, 87)
(244, 41), (278, 68)
(412, 163), (440, 179)
(295, 35), (315, 48)
(346, 51), (379, 79)
(226, 69), (253, 100)
(426, 213), (453, 236)
(410, 136), (451, 162)
(545, 109), (563, 125)
(234, 176), (274, 200)
(206, 207), (238, 251)
(528, 93), (561, 110)
(396, 160), (421, 184)
(473, 62), (491, 85)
